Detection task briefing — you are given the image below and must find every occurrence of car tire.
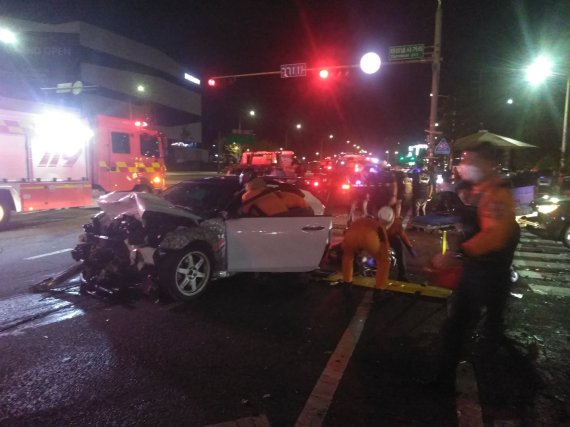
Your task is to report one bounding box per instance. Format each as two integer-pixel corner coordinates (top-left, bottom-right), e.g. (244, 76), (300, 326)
(0, 199), (11, 230)
(562, 224), (570, 249)
(159, 242), (214, 302)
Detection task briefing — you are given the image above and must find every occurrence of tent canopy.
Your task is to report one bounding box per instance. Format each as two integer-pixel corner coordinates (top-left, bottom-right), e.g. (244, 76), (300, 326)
(453, 131), (537, 150)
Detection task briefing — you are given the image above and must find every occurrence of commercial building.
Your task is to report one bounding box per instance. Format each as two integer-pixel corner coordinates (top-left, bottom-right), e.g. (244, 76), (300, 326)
(0, 17), (202, 148)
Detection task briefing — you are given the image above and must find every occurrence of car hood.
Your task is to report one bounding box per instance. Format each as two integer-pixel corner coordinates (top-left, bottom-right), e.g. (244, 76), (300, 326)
(98, 192), (202, 222)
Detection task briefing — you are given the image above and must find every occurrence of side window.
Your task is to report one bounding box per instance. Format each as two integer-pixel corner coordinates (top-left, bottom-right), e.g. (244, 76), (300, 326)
(111, 132), (130, 154)
(140, 133), (160, 158)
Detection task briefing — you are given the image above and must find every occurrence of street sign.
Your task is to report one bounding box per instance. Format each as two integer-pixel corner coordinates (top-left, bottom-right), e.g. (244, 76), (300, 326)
(71, 80), (83, 95)
(224, 134), (255, 145)
(280, 63), (307, 78)
(434, 138), (451, 155)
(55, 80), (83, 95)
(389, 44), (425, 61)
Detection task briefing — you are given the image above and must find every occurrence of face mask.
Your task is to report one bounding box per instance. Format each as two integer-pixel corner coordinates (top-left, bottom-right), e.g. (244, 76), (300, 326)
(459, 165), (483, 183)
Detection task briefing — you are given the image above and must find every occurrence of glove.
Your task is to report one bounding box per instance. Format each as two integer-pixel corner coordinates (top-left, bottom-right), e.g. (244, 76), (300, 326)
(408, 248), (417, 258)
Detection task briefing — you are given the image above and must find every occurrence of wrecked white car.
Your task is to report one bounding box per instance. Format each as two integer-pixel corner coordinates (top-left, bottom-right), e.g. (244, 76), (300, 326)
(71, 176), (332, 301)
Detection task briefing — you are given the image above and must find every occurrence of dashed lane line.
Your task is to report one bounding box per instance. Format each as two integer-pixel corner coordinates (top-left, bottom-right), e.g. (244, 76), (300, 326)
(24, 248), (73, 260)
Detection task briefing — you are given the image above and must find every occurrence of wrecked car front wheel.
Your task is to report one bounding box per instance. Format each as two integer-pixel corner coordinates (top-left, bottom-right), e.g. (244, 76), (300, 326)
(159, 242), (214, 301)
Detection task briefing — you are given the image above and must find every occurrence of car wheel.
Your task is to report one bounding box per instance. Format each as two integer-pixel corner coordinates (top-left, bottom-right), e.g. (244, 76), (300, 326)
(562, 224), (570, 249)
(0, 199), (11, 230)
(159, 242), (214, 301)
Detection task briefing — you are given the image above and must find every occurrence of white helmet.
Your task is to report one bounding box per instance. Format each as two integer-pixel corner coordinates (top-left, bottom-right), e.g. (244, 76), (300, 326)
(378, 206), (394, 227)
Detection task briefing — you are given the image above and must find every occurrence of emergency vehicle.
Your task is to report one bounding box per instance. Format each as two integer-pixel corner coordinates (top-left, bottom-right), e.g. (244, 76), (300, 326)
(239, 150), (297, 177)
(0, 97), (166, 229)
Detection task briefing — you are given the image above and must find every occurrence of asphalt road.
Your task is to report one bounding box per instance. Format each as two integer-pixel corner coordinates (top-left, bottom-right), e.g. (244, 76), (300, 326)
(0, 207), (569, 426)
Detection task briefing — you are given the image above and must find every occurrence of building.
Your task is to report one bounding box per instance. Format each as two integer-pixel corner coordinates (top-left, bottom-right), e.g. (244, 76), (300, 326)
(0, 17), (202, 149)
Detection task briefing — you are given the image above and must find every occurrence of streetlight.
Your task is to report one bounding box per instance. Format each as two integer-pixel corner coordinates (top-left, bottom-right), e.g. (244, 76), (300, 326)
(238, 108), (256, 132)
(285, 122), (302, 149)
(525, 56), (569, 169)
(136, 84), (145, 92)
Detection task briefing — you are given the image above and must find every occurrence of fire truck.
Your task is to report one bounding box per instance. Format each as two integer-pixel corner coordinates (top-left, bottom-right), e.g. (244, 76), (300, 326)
(239, 150), (298, 177)
(0, 97), (167, 229)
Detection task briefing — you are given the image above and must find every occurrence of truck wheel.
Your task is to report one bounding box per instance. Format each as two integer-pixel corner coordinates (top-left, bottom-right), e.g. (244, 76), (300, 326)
(158, 242), (214, 301)
(0, 200), (11, 230)
(562, 225), (570, 249)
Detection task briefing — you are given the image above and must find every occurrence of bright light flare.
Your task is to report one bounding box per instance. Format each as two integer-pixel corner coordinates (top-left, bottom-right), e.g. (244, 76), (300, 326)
(525, 56), (553, 85)
(34, 111), (93, 155)
(0, 28), (17, 44)
(537, 204), (559, 214)
(360, 52), (381, 74)
(319, 69), (329, 79)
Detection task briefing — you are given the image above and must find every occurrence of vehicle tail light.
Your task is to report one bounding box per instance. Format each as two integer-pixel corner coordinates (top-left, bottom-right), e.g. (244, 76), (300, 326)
(341, 183), (351, 190)
(312, 181), (320, 187)
(152, 176), (162, 185)
(327, 165), (332, 170)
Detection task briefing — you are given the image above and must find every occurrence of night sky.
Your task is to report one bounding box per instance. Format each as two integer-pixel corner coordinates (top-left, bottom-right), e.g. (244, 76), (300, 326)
(2, 0), (569, 159)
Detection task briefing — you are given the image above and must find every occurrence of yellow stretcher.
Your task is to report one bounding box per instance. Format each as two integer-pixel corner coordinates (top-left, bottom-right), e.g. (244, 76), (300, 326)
(322, 272), (452, 299)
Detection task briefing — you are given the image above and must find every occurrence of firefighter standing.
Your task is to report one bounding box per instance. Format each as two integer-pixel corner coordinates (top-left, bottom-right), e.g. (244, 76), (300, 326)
(434, 141), (520, 390)
(411, 165), (433, 216)
(340, 208), (392, 291)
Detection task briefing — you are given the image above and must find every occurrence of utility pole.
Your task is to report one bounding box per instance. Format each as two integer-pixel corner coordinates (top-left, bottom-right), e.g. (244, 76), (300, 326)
(427, 0), (443, 165)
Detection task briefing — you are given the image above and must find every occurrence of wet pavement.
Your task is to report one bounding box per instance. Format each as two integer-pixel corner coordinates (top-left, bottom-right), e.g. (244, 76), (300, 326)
(0, 210), (569, 426)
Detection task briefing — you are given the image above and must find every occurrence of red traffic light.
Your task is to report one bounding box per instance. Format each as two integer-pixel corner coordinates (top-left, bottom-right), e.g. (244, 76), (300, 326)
(207, 78), (216, 87)
(319, 69), (329, 79)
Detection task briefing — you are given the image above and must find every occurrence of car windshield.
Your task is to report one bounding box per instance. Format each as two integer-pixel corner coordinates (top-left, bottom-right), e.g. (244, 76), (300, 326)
(162, 181), (240, 216)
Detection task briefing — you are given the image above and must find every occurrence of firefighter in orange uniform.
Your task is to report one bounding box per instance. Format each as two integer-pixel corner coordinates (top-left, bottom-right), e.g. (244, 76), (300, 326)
(241, 178), (289, 216)
(434, 141), (520, 391)
(340, 207), (393, 291)
(277, 189), (310, 213)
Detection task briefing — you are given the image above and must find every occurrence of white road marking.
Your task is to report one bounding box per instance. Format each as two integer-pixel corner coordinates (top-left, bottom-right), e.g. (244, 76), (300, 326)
(528, 284), (570, 297)
(515, 251), (570, 260)
(514, 258), (570, 270)
(25, 248), (73, 260)
(517, 270), (570, 283)
(295, 289), (373, 427)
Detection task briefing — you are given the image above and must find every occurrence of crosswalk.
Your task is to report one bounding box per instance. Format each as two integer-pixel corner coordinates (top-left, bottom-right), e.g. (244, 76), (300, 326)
(513, 231), (570, 296)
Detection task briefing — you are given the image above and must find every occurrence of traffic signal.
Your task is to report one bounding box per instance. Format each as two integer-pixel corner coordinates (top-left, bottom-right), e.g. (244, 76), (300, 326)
(207, 78), (216, 87)
(319, 69), (329, 79)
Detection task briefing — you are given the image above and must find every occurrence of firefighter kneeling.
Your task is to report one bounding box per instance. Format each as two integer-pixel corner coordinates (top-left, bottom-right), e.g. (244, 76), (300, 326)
(339, 206), (394, 292)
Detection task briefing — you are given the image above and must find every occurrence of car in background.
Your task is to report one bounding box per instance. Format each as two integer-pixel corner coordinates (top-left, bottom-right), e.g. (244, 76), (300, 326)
(72, 176), (331, 301)
(520, 194), (570, 248)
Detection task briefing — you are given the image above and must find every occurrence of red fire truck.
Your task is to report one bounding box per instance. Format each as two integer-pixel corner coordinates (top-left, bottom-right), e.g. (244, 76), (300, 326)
(0, 97), (167, 229)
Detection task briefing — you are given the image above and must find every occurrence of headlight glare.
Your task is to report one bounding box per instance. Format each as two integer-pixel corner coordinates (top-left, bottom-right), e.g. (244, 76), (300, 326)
(537, 204), (559, 214)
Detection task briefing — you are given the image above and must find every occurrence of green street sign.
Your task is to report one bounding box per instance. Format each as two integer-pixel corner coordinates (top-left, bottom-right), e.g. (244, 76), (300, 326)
(389, 44), (425, 61)
(224, 134), (255, 145)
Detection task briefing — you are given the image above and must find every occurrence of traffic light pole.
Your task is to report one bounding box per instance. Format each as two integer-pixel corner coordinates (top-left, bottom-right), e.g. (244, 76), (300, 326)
(427, 0), (443, 165)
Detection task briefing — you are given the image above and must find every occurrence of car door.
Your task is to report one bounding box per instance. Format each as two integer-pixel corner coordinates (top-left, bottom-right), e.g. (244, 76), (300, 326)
(225, 216), (332, 272)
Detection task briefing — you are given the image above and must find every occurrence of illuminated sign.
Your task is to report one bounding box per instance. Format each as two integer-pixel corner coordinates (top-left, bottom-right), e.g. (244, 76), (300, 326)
(184, 73), (200, 85)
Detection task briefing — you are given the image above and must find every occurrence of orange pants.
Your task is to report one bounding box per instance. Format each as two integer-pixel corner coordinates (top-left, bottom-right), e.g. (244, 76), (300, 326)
(341, 226), (390, 289)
